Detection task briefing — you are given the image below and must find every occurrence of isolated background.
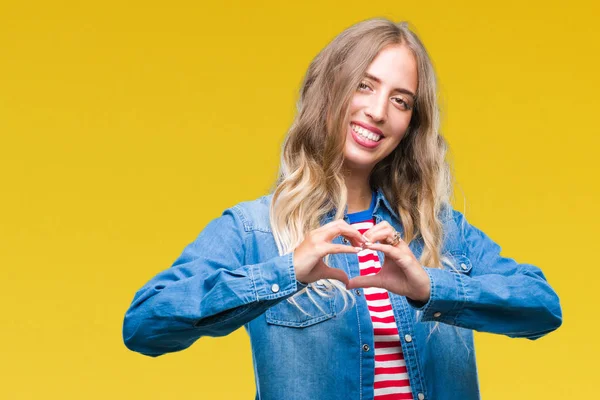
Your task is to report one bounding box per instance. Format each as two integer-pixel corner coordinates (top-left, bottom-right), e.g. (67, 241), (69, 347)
(1, 0), (598, 398)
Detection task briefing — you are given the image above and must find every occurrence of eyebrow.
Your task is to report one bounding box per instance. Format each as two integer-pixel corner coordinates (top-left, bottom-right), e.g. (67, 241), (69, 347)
(364, 73), (416, 99)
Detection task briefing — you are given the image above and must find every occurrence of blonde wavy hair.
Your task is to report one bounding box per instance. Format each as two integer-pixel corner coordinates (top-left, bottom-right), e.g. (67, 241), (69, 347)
(269, 18), (454, 314)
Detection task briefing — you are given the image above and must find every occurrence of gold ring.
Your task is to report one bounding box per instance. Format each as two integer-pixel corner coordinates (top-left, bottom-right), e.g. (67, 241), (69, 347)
(386, 231), (402, 246)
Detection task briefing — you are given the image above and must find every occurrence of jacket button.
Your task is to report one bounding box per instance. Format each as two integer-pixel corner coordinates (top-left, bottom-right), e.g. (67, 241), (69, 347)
(362, 344), (370, 352)
(355, 289), (361, 296)
(433, 312), (441, 318)
(417, 393), (425, 400)
(342, 238), (349, 244)
(404, 334), (413, 343)
(271, 284), (280, 293)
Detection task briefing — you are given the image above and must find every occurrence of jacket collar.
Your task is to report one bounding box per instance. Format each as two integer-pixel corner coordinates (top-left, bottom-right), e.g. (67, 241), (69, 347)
(323, 187), (399, 222)
(373, 187), (399, 220)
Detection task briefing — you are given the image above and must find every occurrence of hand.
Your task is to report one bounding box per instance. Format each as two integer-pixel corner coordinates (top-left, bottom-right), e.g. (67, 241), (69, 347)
(346, 221), (431, 303)
(293, 220), (367, 286)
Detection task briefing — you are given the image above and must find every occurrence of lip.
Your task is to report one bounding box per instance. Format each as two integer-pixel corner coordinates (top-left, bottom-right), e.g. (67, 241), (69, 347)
(351, 121), (383, 136)
(348, 124), (382, 149)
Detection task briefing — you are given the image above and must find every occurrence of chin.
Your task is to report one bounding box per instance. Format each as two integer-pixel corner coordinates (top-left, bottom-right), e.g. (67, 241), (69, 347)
(343, 149), (379, 171)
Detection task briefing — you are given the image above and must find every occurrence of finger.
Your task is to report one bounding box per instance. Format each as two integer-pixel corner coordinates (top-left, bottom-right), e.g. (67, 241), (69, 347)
(346, 275), (382, 290)
(321, 220), (367, 246)
(364, 226), (398, 244)
(365, 220), (392, 231)
(369, 227), (404, 246)
(344, 235), (368, 248)
(364, 242), (404, 258)
(362, 221), (393, 239)
(363, 220), (391, 231)
(372, 220), (393, 229)
(325, 243), (362, 255)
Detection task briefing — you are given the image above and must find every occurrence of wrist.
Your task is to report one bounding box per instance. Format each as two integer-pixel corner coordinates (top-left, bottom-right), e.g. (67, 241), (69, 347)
(408, 277), (431, 303)
(407, 290), (429, 304)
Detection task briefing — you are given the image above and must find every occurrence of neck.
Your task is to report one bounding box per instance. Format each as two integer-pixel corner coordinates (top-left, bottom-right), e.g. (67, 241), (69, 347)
(343, 167), (373, 213)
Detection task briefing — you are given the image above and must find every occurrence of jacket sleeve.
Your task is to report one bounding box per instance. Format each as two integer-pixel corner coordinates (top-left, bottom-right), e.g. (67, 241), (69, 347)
(407, 209), (562, 340)
(122, 206), (306, 357)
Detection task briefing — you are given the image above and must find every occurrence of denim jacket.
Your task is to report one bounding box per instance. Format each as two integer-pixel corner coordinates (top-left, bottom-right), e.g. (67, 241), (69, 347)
(122, 189), (562, 400)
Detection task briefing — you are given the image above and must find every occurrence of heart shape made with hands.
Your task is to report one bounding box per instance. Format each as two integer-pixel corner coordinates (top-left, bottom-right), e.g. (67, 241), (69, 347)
(345, 221), (431, 303)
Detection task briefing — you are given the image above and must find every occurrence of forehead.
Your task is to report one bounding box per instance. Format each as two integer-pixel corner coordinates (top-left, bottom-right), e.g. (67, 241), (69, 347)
(365, 44), (418, 93)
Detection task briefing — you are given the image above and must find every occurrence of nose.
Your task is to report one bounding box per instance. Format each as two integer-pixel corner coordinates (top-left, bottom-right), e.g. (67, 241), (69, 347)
(364, 93), (386, 122)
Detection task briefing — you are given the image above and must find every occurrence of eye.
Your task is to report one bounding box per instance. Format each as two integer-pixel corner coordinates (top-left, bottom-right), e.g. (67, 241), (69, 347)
(357, 82), (371, 91)
(393, 97), (412, 111)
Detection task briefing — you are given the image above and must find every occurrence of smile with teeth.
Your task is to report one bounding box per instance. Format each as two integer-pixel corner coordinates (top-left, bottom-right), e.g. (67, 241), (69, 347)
(351, 123), (382, 142)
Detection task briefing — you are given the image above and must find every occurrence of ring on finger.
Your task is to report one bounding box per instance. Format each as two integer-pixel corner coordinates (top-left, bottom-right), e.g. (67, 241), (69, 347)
(386, 230), (402, 246)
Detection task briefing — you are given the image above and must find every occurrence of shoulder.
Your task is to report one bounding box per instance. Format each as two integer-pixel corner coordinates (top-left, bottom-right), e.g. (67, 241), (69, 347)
(226, 193), (274, 233)
(436, 203), (479, 249)
(436, 202), (463, 233)
(438, 203), (501, 258)
(437, 202), (479, 233)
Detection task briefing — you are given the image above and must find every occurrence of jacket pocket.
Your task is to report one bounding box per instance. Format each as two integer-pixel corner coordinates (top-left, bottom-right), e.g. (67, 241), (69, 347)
(266, 284), (336, 328)
(443, 252), (473, 274)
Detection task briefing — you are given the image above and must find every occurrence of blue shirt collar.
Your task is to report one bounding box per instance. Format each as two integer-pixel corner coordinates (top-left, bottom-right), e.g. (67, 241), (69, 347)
(323, 187), (399, 222)
(346, 191), (377, 223)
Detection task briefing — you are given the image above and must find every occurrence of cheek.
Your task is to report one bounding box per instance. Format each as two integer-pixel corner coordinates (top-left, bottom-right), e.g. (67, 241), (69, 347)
(391, 114), (413, 139)
(348, 96), (363, 115)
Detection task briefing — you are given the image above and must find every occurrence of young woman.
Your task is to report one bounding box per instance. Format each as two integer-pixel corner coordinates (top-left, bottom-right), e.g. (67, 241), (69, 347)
(123, 18), (562, 400)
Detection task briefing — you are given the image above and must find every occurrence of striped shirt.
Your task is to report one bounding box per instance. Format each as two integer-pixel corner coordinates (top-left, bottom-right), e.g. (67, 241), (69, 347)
(347, 196), (414, 400)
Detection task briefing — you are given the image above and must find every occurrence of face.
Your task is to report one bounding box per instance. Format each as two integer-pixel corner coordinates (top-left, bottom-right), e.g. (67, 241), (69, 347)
(343, 43), (418, 173)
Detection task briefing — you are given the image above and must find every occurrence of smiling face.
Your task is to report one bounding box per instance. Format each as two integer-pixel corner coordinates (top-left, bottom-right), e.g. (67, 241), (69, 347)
(343, 43), (418, 174)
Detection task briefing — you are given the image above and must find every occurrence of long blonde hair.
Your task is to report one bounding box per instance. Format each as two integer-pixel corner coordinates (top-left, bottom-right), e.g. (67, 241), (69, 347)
(269, 18), (453, 312)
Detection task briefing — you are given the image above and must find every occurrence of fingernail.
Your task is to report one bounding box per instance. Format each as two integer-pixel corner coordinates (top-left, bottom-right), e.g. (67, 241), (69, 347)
(362, 235), (369, 242)
(354, 246), (363, 252)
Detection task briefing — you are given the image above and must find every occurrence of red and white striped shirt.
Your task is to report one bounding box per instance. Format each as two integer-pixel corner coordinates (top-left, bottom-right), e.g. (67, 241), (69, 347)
(352, 218), (414, 400)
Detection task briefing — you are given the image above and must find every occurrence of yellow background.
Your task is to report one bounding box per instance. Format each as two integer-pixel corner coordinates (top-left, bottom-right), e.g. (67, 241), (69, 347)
(1, 0), (597, 398)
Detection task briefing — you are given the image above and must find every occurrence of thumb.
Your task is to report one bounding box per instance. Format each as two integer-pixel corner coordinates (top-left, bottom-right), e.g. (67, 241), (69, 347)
(346, 275), (380, 290)
(319, 264), (350, 287)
